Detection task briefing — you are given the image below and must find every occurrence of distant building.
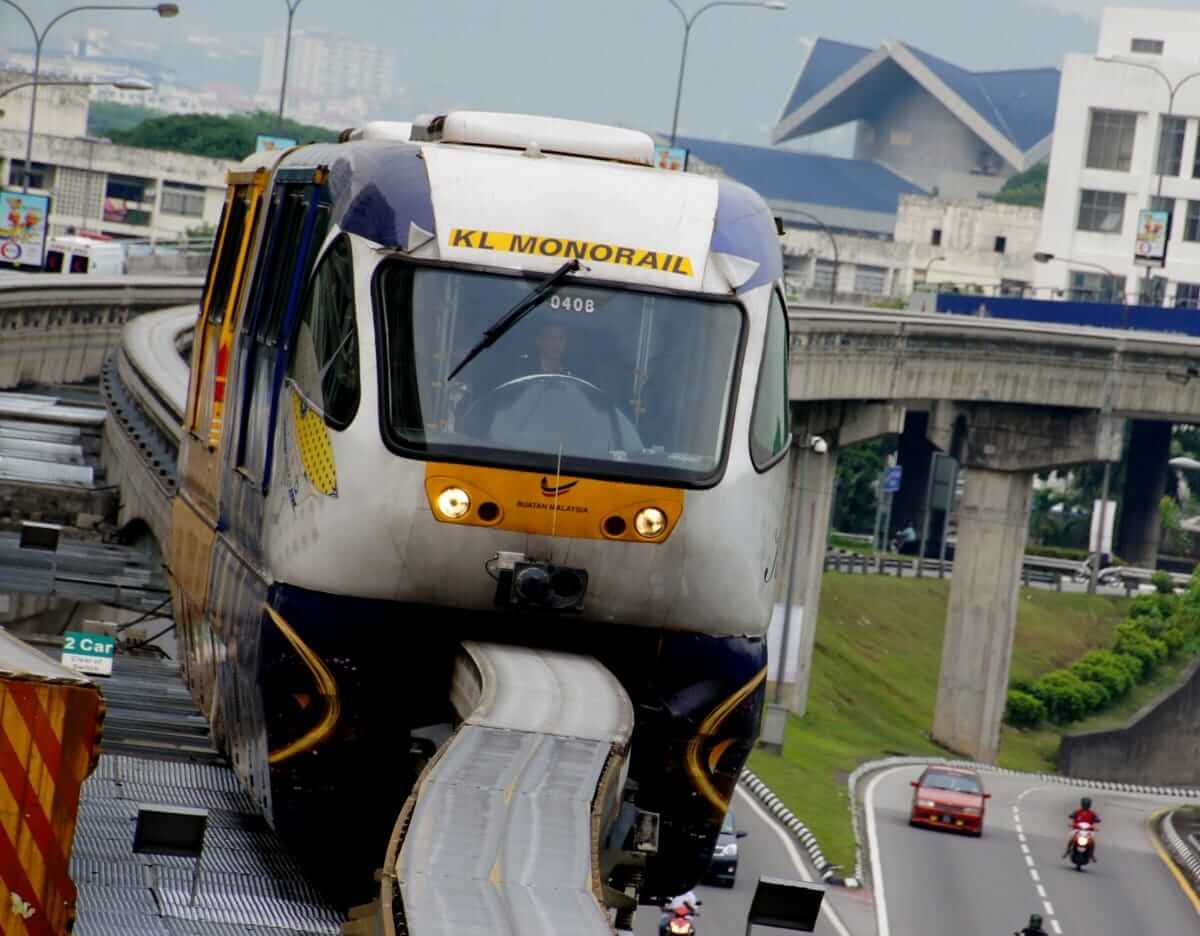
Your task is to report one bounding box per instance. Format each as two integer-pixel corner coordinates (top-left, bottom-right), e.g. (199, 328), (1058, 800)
(774, 38), (1059, 200)
(0, 74), (230, 243)
(1035, 6), (1200, 307)
(257, 30), (395, 127)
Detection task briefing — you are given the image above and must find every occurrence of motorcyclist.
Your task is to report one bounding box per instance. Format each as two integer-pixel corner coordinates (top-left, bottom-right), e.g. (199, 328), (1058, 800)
(1063, 796), (1100, 862)
(659, 893), (700, 936)
(1015, 912), (1048, 936)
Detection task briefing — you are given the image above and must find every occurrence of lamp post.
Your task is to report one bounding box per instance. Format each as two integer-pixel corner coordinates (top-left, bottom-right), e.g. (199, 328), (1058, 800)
(786, 208), (838, 305)
(1034, 251), (1129, 326)
(1095, 57), (1200, 304)
(278, 0), (304, 123)
(0, 1), (178, 193)
(664, 0), (786, 146)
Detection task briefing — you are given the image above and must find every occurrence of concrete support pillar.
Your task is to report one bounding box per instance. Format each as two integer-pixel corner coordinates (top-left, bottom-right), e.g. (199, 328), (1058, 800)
(784, 445), (838, 717)
(1117, 419), (1172, 566)
(892, 410), (934, 542)
(928, 402), (1124, 763)
(932, 467), (1032, 761)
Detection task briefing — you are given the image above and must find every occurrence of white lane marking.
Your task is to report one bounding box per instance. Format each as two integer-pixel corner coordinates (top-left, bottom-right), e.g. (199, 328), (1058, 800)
(1014, 785), (1064, 936)
(734, 786), (853, 936)
(864, 765), (914, 936)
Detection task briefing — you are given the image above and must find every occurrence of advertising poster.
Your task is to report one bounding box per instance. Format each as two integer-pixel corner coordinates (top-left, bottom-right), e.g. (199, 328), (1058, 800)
(1134, 208), (1170, 267)
(256, 134), (297, 153)
(654, 144), (688, 172)
(0, 189), (51, 268)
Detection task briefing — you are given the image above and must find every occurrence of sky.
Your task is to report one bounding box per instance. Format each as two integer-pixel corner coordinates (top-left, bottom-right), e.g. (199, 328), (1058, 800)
(0, 1), (1187, 144)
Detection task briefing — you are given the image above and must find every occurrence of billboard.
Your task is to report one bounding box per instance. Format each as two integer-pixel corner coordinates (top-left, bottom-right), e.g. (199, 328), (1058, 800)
(654, 144), (688, 172)
(256, 134), (297, 153)
(1134, 208), (1170, 267)
(0, 189), (51, 268)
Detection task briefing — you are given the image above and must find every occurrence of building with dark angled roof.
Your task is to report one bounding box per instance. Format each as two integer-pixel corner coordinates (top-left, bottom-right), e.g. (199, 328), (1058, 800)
(773, 38), (1059, 200)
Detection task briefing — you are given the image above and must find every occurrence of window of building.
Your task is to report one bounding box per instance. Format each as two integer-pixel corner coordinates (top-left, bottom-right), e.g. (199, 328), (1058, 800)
(161, 181), (206, 218)
(1000, 279), (1029, 297)
(853, 264), (887, 295)
(1131, 38), (1164, 54)
(1077, 189), (1126, 233)
(1185, 200), (1200, 241)
(1151, 195), (1174, 215)
(288, 234), (359, 430)
(1068, 271), (1126, 303)
(1176, 282), (1200, 308)
(931, 228), (942, 246)
(813, 259), (836, 293)
(994, 236), (1007, 254)
(104, 174), (155, 226)
(1085, 109), (1137, 172)
(7, 161), (52, 189)
(889, 130), (912, 146)
(1157, 116), (1187, 176)
(749, 291), (791, 470)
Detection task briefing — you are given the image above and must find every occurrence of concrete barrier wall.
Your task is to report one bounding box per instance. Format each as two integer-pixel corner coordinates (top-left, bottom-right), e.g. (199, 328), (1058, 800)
(1059, 659), (1200, 787)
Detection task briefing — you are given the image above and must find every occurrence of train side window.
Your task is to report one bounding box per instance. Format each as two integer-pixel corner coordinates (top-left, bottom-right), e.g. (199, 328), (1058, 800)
(256, 188), (310, 345)
(205, 190), (251, 326)
(288, 234), (359, 430)
(749, 290), (791, 471)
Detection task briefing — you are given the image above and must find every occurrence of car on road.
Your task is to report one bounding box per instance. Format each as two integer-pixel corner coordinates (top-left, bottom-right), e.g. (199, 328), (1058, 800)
(908, 766), (990, 836)
(705, 808), (747, 886)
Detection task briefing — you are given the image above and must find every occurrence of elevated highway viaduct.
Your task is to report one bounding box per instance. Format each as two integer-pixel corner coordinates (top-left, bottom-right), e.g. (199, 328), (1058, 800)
(6, 277), (1200, 769)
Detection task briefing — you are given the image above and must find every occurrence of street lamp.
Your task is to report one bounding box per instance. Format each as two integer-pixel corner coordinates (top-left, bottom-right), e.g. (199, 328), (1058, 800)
(1034, 251), (1127, 314)
(278, 0), (304, 122)
(0, 77), (153, 100)
(0, 1), (179, 193)
(787, 208), (838, 305)
(664, 0), (786, 146)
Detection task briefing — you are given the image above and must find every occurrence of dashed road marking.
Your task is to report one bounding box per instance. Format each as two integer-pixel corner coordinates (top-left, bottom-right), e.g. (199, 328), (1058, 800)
(1015, 785), (1064, 935)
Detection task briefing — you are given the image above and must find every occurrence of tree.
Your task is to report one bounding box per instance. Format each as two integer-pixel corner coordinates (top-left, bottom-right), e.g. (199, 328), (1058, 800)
(108, 111), (338, 161)
(993, 162), (1048, 208)
(87, 101), (164, 137)
(832, 438), (895, 534)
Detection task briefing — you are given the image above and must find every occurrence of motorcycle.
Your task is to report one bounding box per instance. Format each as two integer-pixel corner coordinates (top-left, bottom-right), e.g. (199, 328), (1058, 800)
(666, 908), (696, 936)
(1068, 820), (1096, 870)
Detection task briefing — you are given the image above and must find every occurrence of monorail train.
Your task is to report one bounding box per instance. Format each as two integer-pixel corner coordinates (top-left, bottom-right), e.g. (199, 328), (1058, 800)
(166, 111), (792, 903)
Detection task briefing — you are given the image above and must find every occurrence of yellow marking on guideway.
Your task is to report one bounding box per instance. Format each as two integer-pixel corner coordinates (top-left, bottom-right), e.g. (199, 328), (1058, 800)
(448, 227), (695, 277)
(1148, 808), (1200, 915)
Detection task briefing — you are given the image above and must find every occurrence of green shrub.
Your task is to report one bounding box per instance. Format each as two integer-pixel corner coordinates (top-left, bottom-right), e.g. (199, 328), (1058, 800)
(1071, 651), (1134, 698)
(1113, 621), (1168, 675)
(1129, 593), (1174, 623)
(1005, 689), (1046, 728)
(1076, 679), (1108, 713)
(1112, 651), (1146, 682)
(1152, 571), (1175, 595)
(1161, 627), (1187, 657)
(1032, 671), (1090, 724)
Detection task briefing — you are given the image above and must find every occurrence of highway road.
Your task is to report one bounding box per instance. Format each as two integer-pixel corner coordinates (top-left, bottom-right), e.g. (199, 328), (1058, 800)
(867, 765), (1200, 936)
(633, 787), (873, 936)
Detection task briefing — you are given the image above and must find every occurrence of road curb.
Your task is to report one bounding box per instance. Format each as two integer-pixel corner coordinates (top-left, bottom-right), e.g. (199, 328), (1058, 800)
(742, 756), (1200, 891)
(1156, 808), (1200, 897)
(738, 768), (860, 888)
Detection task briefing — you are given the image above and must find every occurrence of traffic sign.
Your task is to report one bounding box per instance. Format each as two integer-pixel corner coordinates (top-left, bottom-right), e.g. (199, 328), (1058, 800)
(61, 630), (115, 677)
(882, 466), (903, 493)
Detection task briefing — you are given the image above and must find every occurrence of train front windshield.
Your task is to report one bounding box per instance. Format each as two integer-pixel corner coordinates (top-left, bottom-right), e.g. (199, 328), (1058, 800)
(376, 262), (744, 485)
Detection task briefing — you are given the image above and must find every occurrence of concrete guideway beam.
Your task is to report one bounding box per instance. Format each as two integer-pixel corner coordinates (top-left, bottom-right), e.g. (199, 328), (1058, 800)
(928, 403), (1123, 763)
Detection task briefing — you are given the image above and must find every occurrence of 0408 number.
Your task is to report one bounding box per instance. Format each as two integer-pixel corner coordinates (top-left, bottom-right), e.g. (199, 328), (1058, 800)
(549, 294), (595, 313)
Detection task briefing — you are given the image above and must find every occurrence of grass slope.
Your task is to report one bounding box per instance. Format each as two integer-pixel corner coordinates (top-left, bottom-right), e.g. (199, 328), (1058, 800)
(746, 573), (1142, 872)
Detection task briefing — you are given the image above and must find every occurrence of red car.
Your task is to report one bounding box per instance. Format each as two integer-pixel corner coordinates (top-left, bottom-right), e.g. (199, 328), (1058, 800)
(908, 766), (990, 836)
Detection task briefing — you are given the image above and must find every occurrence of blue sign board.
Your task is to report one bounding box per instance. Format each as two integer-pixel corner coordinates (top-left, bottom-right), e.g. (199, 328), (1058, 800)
(882, 466), (903, 493)
(255, 134), (297, 154)
(654, 145), (688, 172)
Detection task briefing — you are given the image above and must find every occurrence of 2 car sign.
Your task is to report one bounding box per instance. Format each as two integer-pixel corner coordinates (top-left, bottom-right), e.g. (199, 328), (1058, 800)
(61, 630), (115, 677)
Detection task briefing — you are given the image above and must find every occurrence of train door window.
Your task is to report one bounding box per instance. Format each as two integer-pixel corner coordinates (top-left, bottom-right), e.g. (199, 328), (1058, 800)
(236, 182), (330, 483)
(189, 188), (251, 435)
(69, 254), (89, 273)
(749, 290), (791, 470)
(287, 234), (359, 429)
(44, 250), (63, 272)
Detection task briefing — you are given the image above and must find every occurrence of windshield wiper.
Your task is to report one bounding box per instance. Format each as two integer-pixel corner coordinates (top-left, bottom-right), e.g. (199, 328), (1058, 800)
(446, 259), (581, 382)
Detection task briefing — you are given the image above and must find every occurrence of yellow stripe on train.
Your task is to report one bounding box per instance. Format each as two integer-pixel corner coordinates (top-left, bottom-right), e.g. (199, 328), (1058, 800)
(447, 228), (695, 277)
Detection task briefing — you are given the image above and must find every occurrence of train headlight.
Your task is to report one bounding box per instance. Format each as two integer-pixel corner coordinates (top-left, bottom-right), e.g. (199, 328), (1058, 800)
(436, 487), (471, 519)
(634, 507), (667, 538)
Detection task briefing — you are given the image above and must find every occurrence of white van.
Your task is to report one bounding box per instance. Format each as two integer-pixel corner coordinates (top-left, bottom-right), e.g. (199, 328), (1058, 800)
(43, 235), (126, 275)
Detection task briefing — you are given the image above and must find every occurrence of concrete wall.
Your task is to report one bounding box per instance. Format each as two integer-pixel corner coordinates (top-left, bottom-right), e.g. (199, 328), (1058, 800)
(0, 71), (88, 136)
(1059, 658), (1200, 786)
(853, 76), (1010, 198)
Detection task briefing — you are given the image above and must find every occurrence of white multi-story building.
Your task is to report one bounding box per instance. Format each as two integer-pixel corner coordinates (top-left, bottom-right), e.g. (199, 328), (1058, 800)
(257, 30), (395, 126)
(1036, 7), (1200, 307)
